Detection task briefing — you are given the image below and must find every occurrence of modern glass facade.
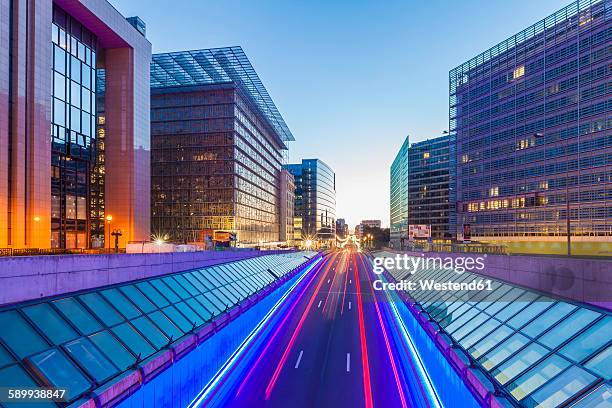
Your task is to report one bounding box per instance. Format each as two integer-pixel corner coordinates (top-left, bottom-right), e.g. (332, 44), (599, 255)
(378, 250), (612, 408)
(284, 159), (336, 242)
(279, 169), (295, 243)
(150, 48), (294, 245)
(390, 137), (409, 248)
(0, 252), (316, 406)
(407, 136), (451, 240)
(450, 0), (611, 243)
(51, 6), (98, 249)
(0, 0), (151, 249)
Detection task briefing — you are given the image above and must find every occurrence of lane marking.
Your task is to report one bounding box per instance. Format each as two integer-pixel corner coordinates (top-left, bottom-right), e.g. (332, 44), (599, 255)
(349, 301), (352, 310)
(265, 253), (340, 399)
(340, 254), (349, 314)
(236, 253), (336, 397)
(358, 254), (408, 408)
(192, 255), (324, 405)
(322, 259), (341, 312)
(361, 254), (442, 407)
(318, 300), (322, 308)
(295, 350), (304, 369)
(328, 278), (331, 283)
(352, 254), (374, 408)
(346, 353), (351, 372)
(350, 279), (352, 284)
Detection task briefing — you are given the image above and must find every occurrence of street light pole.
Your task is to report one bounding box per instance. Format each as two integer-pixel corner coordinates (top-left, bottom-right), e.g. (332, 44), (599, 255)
(106, 215), (113, 251)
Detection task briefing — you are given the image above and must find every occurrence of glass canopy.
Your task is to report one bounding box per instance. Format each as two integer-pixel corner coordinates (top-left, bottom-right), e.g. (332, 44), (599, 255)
(376, 251), (611, 408)
(0, 251), (316, 407)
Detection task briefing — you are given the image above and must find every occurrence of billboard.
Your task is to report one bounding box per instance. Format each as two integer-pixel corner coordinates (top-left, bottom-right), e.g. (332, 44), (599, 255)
(408, 224), (431, 239)
(213, 231), (237, 243)
(463, 224), (471, 243)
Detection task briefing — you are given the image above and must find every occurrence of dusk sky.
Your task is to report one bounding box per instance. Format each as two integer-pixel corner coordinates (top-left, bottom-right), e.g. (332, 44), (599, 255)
(112, 0), (569, 228)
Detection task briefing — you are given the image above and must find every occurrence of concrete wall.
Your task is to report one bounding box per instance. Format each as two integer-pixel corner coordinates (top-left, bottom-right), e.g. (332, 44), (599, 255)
(393, 251), (612, 310)
(0, 250), (285, 306)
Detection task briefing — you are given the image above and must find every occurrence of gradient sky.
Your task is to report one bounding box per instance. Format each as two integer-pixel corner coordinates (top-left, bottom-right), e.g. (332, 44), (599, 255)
(112, 0), (569, 228)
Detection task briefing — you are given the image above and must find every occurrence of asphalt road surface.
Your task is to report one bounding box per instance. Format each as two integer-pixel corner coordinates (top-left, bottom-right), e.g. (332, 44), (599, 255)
(200, 250), (435, 408)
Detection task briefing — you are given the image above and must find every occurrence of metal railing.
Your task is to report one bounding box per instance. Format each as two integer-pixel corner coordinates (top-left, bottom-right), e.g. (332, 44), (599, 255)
(402, 242), (508, 255)
(0, 248), (126, 257)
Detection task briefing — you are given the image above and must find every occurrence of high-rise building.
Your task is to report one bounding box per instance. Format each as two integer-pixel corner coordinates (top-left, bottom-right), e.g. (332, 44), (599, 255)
(450, 0), (611, 252)
(356, 219), (382, 238)
(0, 0), (151, 249)
(390, 137), (409, 248)
(150, 47), (294, 245)
(336, 218), (348, 238)
(284, 159), (336, 242)
(407, 136), (451, 240)
(279, 169), (295, 243)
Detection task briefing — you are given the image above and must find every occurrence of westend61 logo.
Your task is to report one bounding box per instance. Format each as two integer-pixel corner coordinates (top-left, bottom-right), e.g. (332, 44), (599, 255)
(371, 254), (492, 293)
(373, 254), (485, 274)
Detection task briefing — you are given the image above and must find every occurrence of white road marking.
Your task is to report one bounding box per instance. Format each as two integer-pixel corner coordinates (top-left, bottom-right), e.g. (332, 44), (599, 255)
(295, 350), (304, 369)
(346, 353), (351, 372)
(328, 278), (331, 283)
(318, 300), (322, 308)
(349, 279), (352, 284)
(348, 301), (352, 310)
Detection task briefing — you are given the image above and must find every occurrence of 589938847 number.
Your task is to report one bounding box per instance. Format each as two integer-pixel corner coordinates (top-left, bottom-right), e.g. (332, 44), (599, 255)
(1, 387), (68, 402)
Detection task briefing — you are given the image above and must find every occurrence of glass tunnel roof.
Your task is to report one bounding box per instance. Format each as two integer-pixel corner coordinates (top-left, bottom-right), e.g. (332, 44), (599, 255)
(375, 251), (611, 408)
(0, 251), (317, 407)
(150, 46), (294, 143)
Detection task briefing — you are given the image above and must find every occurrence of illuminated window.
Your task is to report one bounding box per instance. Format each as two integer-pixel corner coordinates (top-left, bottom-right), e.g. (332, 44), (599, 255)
(513, 65), (525, 79)
(579, 14), (592, 26)
(461, 154), (470, 163)
(423, 152), (430, 159)
(490, 187), (499, 197)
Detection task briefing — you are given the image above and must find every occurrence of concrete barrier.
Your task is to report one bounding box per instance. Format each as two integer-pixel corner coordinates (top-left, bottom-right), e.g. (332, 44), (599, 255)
(0, 250), (288, 306)
(381, 250), (612, 310)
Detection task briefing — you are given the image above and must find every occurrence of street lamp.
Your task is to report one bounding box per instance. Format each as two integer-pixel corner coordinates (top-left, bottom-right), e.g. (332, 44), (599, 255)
(106, 215), (113, 251)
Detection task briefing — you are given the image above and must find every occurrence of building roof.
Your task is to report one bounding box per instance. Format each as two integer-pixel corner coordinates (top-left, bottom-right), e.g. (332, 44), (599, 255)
(376, 251), (611, 407)
(449, 0), (607, 88)
(150, 46), (294, 143)
(0, 252), (316, 406)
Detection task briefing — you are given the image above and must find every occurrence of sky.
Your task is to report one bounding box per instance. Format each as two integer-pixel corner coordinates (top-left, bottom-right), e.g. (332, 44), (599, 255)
(112, 0), (569, 228)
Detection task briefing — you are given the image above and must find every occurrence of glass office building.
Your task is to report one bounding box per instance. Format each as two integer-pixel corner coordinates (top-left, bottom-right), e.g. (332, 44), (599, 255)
(450, 0), (611, 247)
(0, 1), (151, 249)
(407, 136), (451, 240)
(50, 8), (98, 249)
(390, 137), (409, 249)
(150, 48), (294, 245)
(284, 159), (336, 242)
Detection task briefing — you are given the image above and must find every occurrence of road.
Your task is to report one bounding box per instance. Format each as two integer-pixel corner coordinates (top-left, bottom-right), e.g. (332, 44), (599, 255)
(197, 250), (436, 407)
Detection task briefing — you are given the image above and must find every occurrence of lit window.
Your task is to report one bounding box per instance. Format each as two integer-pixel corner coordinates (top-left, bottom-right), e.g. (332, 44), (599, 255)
(513, 65), (525, 79)
(490, 187), (499, 197)
(579, 15), (593, 26)
(461, 154), (470, 163)
(423, 152), (430, 159)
